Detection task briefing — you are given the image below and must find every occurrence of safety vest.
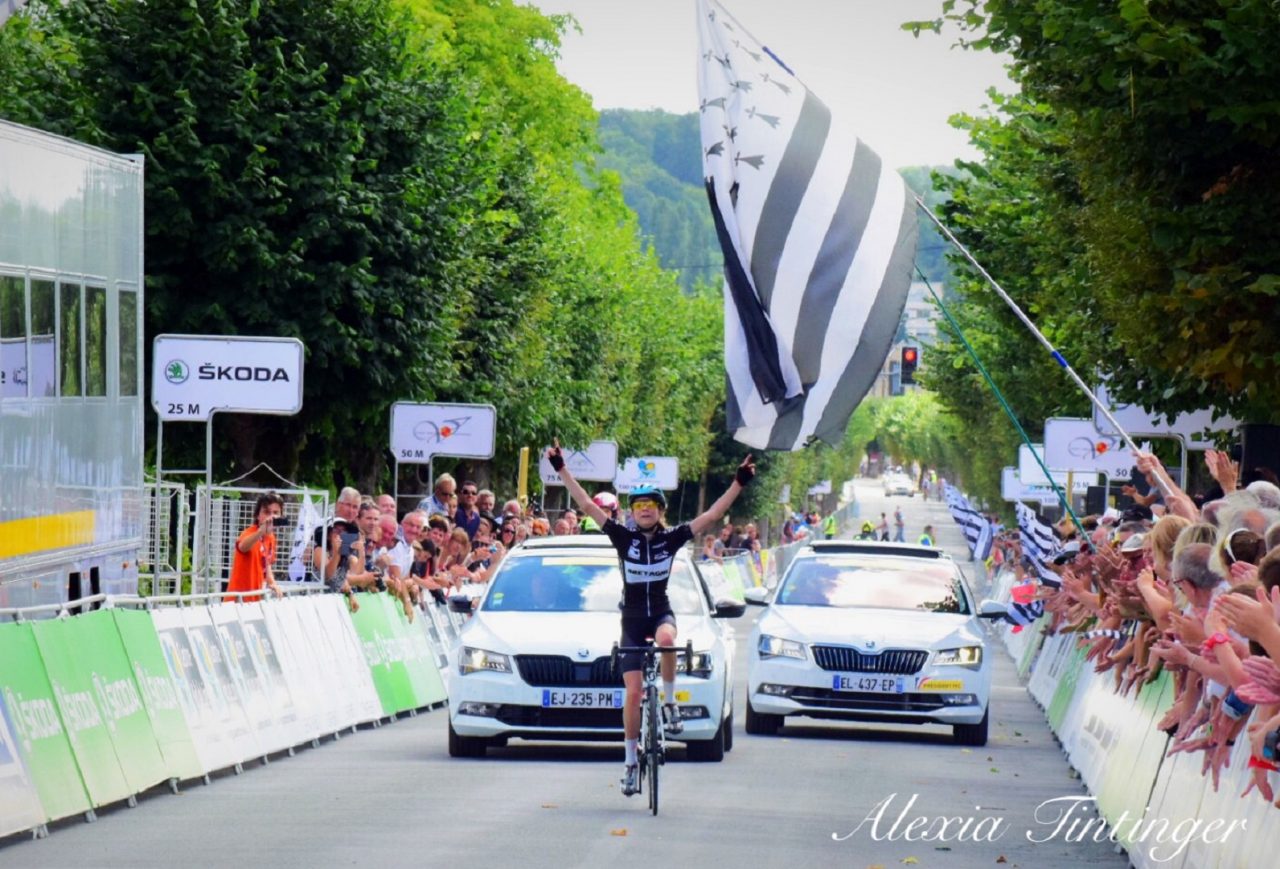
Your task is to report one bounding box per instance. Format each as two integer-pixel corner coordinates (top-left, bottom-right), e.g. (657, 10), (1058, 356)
(918, 533), (934, 546)
(823, 515), (837, 535)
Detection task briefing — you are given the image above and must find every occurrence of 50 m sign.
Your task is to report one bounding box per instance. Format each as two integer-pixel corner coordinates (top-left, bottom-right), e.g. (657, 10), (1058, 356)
(151, 335), (305, 422)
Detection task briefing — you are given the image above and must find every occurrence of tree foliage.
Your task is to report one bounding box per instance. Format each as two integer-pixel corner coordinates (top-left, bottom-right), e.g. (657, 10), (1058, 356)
(0, 0), (723, 497)
(898, 0), (1280, 499)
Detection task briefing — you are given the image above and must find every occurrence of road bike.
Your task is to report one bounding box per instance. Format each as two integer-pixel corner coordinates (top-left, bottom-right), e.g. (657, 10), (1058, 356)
(612, 640), (693, 815)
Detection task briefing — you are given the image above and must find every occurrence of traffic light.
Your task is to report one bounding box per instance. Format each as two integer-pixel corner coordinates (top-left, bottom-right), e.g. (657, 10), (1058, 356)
(901, 346), (919, 385)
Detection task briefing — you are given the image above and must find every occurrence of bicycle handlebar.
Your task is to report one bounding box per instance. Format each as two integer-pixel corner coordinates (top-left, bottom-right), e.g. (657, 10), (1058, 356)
(611, 641), (695, 674)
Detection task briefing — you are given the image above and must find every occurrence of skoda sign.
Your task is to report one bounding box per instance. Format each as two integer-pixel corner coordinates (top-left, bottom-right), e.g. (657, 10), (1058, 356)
(151, 335), (305, 421)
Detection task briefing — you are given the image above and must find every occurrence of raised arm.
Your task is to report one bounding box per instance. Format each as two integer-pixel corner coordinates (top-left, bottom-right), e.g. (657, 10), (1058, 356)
(689, 455), (755, 537)
(546, 440), (610, 527)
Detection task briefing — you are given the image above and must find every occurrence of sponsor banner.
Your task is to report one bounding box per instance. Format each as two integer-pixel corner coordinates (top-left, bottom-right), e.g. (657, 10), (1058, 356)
(1093, 382), (1236, 450)
(390, 402), (496, 463)
(257, 598), (327, 741)
(307, 596), (384, 725)
(210, 603), (292, 756)
(67, 611), (170, 796)
(614, 456), (679, 492)
(151, 334), (304, 421)
(290, 596), (367, 733)
(178, 607), (261, 764)
(234, 603), (306, 749)
(1016, 445), (1099, 489)
(30, 618), (132, 807)
(348, 595), (444, 715)
(0, 624), (89, 823)
(538, 440), (619, 485)
(1043, 417), (1145, 479)
(111, 609), (203, 781)
(0, 684), (44, 838)
(151, 607), (245, 773)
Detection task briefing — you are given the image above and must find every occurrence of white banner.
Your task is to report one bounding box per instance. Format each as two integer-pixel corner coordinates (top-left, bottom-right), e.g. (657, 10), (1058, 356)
(1001, 466), (1092, 503)
(1093, 382), (1236, 450)
(1043, 417), (1144, 479)
(235, 603), (307, 749)
(151, 334), (304, 421)
(538, 440), (619, 485)
(211, 603), (293, 757)
(390, 402), (496, 463)
(0, 336), (51, 398)
(1016, 445), (1099, 488)
(178, 607), (261, 764)
(808, 480), (832, 495)
(614, 457), (679, 492)
(151, 607), (240, 775)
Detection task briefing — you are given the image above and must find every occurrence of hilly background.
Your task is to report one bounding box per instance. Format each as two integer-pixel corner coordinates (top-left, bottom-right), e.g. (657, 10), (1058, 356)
(597, 108), (955, 294)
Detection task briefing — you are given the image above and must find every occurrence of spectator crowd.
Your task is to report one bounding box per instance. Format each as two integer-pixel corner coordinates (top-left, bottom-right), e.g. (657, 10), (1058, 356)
(992, 449), (1280, 808)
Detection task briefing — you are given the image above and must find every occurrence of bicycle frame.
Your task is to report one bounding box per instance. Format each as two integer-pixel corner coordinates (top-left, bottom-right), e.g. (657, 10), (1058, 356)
(612, 641), (693, 815)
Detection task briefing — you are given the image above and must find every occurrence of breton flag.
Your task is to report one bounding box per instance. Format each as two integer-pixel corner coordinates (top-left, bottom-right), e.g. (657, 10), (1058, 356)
(697, 0), (918, 450)
(1015, 502), (1062, 588)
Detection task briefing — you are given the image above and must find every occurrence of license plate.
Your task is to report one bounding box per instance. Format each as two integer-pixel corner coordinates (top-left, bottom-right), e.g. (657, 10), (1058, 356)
(541, 689), (624, 708)
(832, 674), (906, 694)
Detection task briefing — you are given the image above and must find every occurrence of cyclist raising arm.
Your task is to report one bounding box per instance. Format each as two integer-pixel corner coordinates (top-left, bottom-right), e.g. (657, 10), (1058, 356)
(547, 439), (755, 796)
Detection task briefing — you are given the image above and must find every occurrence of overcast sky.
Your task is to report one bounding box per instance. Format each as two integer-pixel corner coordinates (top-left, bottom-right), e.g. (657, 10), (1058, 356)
(528, 0), (1014, 169)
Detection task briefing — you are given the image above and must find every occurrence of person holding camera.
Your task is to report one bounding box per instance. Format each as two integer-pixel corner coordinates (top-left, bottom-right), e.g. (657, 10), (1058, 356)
(226, 492), (285, 603)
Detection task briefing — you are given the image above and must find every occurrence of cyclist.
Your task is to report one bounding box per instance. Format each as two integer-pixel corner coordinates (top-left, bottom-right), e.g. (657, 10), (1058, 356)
(547, 440), (754, 797)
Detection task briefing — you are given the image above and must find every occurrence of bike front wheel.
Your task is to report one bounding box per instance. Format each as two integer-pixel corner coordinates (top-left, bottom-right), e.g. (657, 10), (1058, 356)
(646, 687), (660, 815)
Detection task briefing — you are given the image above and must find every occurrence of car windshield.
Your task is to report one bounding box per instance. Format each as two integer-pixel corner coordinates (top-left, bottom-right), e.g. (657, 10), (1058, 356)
(481, 553), (706, 615)
(775, 556), (969, 614)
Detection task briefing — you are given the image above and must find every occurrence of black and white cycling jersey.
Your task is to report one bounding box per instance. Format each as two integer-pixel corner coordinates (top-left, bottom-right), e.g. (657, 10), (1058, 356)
(602, 518), (694, 617)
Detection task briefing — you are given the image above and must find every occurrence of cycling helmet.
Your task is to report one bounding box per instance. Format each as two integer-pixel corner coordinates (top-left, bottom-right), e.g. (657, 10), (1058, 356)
(628, 486), (667, 509)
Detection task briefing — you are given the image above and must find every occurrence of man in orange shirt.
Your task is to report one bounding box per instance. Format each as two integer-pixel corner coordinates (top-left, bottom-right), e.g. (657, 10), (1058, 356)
(227, 492), (285, 602)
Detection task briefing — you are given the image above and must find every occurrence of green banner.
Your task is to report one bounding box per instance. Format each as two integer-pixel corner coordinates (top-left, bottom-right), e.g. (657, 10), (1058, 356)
(31, 617), (133, 806)
(112, 609), (204, 781)
(718, 560), (747, 603)
(350, 595), (446, 714)
(0, 622), (91, 821)
(1046, 646), (1086, 731)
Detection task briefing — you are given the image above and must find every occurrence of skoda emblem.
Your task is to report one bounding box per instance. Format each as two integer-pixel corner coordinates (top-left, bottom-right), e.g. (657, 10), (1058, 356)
(164, 359), (190, 384)
(576, 648), (591, 659)
(864, 640), (876, 650)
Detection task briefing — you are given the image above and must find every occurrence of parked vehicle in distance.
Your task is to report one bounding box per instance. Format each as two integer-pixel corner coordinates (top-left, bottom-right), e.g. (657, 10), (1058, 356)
(882, 472), (915, 497)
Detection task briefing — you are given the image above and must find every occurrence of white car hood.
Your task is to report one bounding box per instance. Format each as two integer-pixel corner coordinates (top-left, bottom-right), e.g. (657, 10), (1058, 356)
(759, 605), (981, 650)
(461, 611), (719, 658)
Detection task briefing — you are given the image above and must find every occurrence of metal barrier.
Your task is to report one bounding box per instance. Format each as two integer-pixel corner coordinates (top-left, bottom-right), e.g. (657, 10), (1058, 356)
(141, 480), (190, 597)
(191, 485), (329, 596)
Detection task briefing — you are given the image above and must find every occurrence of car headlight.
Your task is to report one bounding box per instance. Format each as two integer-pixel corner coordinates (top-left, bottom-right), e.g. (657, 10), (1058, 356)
(934, 646), (983, 669)
(677, 650), (715, 678)
(758, 634), (807, 660)
(459, 646), (511, 675)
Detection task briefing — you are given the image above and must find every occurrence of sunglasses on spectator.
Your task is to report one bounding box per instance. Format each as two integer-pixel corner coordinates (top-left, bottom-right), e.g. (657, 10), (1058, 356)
(461, 489), (477, 496)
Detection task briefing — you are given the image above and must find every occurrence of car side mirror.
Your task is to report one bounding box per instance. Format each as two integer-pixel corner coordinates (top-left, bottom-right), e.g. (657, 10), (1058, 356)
(743, 587), (769, 606)
(449, 594), (474, 614)
(977, 599), (1009, 620)
(712, 600), (747, 619)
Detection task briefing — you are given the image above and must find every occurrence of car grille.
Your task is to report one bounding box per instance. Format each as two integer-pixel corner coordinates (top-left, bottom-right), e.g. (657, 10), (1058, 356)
(810, 646), (928, 675)
(494, 705), (623, 728)
(788, 687), (945, 713)
(514, 655), (621, 687)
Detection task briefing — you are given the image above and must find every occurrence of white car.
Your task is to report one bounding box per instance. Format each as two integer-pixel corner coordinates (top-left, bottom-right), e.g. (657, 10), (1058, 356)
(745, 542), (999, 745)
(882, 473), (915, 497)
(447, 536), (741, 760)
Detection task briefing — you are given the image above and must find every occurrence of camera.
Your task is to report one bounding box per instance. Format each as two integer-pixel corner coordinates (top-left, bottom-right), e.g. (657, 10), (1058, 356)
(338, 530), (360, 557)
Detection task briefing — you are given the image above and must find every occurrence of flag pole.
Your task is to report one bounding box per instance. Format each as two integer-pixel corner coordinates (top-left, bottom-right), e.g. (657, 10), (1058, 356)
(914, 269), (1090, 546)
(914, 197), (1179, 499)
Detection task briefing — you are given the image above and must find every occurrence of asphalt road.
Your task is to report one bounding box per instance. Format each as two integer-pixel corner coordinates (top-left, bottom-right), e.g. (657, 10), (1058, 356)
(3, 480), (1128, 869)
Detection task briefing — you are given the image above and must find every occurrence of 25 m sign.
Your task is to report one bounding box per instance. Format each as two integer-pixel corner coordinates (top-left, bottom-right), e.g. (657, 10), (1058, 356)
(151, 335), (305, 422)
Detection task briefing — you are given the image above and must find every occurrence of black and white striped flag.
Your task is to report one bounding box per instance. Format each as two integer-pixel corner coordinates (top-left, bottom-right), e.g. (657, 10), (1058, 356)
(697, 0), (918, 450)
(1015, 502), (1062, 588)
